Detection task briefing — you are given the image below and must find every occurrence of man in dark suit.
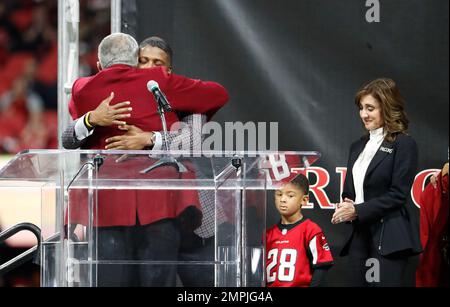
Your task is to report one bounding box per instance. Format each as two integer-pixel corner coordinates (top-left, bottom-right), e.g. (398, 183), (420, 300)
(66, 33), (228, 286)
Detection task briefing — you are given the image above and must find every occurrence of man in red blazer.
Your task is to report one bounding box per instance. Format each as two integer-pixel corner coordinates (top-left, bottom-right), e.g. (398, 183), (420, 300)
(416, 166), (449, 287)
(67, 33), (228, 286)
(69, 34), (228, 150)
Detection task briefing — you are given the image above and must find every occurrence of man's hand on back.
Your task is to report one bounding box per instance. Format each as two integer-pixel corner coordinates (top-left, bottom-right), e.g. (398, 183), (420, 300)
(88, 92), (132, 127)
(105, 124), (154, 150)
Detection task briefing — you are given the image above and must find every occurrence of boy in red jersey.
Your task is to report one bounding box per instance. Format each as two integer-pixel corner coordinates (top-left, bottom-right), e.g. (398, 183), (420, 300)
(266, 174), (334, 287)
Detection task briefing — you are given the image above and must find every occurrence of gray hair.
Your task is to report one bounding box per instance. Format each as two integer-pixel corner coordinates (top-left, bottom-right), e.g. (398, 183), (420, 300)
(98, 33), (139, 69)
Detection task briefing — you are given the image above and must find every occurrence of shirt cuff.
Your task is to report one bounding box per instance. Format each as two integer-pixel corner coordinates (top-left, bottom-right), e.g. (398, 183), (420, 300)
(74, 115), (94, 141)
(152, 132), (163, 151)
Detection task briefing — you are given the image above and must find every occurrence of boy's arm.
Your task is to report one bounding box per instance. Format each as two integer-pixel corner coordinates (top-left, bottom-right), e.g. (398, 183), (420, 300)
(310, 267), (330, 287)
(306, 228), (334, 287)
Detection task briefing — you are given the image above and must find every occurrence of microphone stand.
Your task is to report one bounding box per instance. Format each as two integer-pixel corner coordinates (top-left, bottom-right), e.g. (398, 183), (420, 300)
(140, 96), (188, 174)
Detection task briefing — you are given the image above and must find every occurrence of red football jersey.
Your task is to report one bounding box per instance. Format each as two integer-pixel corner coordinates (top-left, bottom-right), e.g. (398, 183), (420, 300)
(266, 218), (334, 287)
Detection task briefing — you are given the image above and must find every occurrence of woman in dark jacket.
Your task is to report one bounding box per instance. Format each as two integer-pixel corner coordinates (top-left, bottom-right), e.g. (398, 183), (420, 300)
(332, 78), (422, 286)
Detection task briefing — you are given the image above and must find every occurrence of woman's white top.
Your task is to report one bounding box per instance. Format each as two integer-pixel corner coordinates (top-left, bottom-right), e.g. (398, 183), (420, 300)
(352, 127), (386, 204)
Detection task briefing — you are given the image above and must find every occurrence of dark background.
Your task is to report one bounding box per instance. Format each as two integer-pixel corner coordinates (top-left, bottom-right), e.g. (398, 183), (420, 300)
(122, 0), (449, 286)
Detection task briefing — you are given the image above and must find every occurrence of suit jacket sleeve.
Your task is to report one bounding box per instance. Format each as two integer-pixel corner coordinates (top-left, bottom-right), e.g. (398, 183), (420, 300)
(163, 71), (229, 120)
(68, 79), (82, 120)
(62, 120), (89, 149)
(419, 183), (432, 250)
(62, 114), (206, 151)
(355, 135), (419, 224)
(342, 142), (359, 201)
(160, 114), (206, 151)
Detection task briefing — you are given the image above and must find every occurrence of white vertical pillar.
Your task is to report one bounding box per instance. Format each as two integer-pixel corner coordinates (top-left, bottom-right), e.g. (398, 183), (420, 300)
(58, 0), (79, 149)
(111, 0), (122, 33)
(57, 0), (79, 287)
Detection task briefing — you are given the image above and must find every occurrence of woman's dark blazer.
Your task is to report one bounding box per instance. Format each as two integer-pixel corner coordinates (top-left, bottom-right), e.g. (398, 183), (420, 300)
(340, 133), (423, 257)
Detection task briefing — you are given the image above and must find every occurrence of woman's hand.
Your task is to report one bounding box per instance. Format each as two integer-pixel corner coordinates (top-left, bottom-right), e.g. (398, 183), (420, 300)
(332, 198), (357, 224)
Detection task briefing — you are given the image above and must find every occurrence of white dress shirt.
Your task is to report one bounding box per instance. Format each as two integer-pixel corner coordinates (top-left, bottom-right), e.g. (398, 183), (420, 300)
(74, 114), (94, 140)
(352, 127), (386, 204)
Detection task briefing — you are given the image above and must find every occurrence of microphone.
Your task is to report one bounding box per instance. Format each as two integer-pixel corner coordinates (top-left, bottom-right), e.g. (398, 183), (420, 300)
(147, 80), (172, 112)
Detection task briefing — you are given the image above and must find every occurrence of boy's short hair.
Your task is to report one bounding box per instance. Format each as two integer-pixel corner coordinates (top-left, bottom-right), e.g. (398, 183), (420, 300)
(289, 174), (309, 195)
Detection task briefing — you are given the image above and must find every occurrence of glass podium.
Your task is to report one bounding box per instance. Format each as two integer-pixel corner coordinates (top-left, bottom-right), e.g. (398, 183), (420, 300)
(0, 150), (320, 287)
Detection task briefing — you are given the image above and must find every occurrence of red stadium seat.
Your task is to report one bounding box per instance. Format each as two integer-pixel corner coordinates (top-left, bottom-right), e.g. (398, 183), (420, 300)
(0, 72), (13, 96)
(0, 53), (34, 85)
(9, 8), (33, 32)
(44, 110), (58, 149)
(36, 43), (57, 85)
